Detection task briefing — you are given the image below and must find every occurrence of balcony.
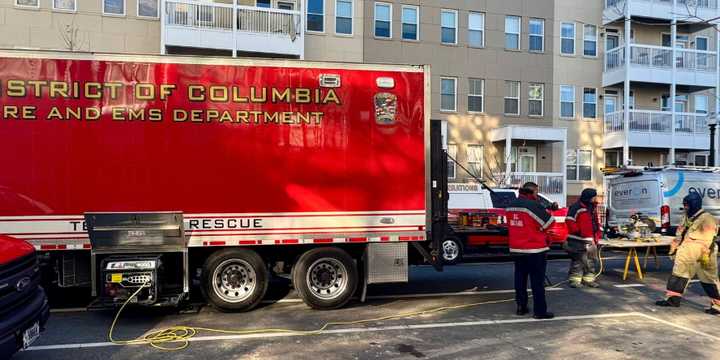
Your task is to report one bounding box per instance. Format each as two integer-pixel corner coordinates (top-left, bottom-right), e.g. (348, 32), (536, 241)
(604, 110), (710, 150)
(604, 0), (720, 24)
(162, 0), (304, 58)
(503, 172), (566, 206)
(603, 45), (717, 88)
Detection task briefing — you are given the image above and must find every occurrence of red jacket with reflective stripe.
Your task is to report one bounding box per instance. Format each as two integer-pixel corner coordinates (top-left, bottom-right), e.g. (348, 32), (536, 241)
(506, 194), (555, 253)
(566, 202), (602, 244)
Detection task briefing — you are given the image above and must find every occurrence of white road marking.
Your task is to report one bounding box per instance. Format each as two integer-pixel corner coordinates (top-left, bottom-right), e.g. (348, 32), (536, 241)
(613, 284), (646, 288)
(26, 312), (642, 351)
(638, 313), (720, 342)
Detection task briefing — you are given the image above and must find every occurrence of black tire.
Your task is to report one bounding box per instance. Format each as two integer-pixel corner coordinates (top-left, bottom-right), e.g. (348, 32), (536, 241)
(292, 247), (358, 310)
(440, 237), (463, 265)
(202, 248), (268, 312)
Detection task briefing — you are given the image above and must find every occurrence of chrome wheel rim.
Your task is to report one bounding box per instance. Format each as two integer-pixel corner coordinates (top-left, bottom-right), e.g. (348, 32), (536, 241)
(306, 257), (348, 300)
(212, 259), (257, 303)
(442, 240), (459, 261)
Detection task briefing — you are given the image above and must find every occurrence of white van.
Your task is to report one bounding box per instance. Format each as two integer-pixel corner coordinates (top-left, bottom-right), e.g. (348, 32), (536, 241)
(606, 167), (720, 235)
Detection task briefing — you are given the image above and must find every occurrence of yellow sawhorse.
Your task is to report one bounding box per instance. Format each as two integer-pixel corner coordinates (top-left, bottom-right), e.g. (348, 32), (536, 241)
(622, 247), (644, 280)
(600, 237), (674, 281)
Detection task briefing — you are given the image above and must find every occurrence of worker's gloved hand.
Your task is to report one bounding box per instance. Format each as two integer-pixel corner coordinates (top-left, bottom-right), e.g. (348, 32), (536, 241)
(700, 252), (711, 269)
(669, 241), (679, 255)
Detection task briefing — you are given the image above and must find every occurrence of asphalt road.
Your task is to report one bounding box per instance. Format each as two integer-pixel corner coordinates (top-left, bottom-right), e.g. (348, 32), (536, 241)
(15, 252), (720, 360)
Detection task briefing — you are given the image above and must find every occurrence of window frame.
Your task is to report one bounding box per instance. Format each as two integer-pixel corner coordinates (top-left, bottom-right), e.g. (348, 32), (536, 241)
(505, 15), (521, 50)
(335, 0), (353, 36)
(103, 0), (127, 16)
(137, 0), (159, 19)
(466, 144), (484, 178)
(401, 4), (419, 41)
(583, 24), (598, 57)
(561, 22), (576, 55)
(560, 85), (576, 119)
(567, 149), (593, 182)
(583, 87), (597, 119)
(528, 18), (544, 53)
(440, 77), (458, 112)
(52, 0), (77, 12)
(447, 144), (458, 180)
(504, 80), (521, 116)
(468, 11), (485, 48)
(374, 2), (392, 39)
(528, 83), (544, 117)
(440, 9), (459, 45)
(15, 0), (39, 9)
(307, 0), (326, 33)
(467, 78), (484, 113)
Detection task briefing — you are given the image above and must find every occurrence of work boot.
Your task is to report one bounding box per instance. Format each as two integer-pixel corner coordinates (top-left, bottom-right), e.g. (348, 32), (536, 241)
(516, 305), (529, 316)
(533, 312), (555, 320)
(569, 281), (583, 288)
(705, 307), (720, 315)
(655, 296), (681, 307)
(583, 281), (600, 288)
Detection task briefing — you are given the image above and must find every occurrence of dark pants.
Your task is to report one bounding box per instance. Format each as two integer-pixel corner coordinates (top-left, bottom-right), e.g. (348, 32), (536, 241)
(514, 252), (548, 316)
(567, 242), (598, 283)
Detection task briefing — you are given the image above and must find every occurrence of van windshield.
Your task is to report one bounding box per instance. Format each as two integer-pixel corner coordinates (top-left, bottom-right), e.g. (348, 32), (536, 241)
(610, 179), (659, 210)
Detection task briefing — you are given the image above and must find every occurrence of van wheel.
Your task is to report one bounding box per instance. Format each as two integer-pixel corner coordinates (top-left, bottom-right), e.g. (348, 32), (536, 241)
(202, 249), (268, 312)
(292, 247), (358, 310)
(441, 237), (463, 265)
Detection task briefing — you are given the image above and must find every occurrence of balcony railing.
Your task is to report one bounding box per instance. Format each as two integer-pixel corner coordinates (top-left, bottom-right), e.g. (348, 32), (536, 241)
(605, 0), (718, 10)
(501, 172), (565, 195)
(605, 44), (717, 73)
(165, 0), (301, 38)
(605, 110), (710, 134)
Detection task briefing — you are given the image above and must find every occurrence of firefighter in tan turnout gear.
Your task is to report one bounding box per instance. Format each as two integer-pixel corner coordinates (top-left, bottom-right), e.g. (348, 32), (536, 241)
(656, 193), (720, 314)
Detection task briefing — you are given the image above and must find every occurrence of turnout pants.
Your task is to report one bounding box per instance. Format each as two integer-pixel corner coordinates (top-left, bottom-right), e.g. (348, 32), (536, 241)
(666, 243), (720, 308)
(566, 240), (598, 284)
(514, 252), (548, 316)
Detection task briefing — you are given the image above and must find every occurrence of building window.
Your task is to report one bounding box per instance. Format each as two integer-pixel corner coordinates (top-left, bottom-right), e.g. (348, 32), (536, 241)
(528, 83), (544, 116)
(336, 0), (353, 35)
(504, 80), (520, 115)
(695, 95), (709, 114)
(401, 5), (419, 41)
(441, 9), (458, 45)
(529, 18), (544, 52)
(448, 144), (457, 179)
(15, 0), (39, 8)
(561, 22), (575, 55)
(307, 0), (325, 32)
(440, 77), (457, 112)
(137, 0), (158, 18)
(560, 85), (575, 118)
(468, 12), (485, 48)
(605, 150), (620, 168)
(505, 16), (521, 50)
(256, 0), (271, 7)
(468, 78), (484, 113)
(583, 24), (597, 56)
(103, 0), (125, 15)
(467, 145), (484, 178)
(53, 0), (76, 11)
(567, 149), (592, 181)
(696, 36), (709, 68)
(374, 2), (391, 38)
(583, 88), (597, 118)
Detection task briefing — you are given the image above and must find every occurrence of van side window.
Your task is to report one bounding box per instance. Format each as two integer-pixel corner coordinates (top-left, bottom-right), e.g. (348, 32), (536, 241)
(490, 192), (516, 208)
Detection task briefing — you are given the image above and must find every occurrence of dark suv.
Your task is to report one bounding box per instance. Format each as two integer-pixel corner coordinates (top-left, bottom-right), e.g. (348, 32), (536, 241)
(0, 235), (49, 359)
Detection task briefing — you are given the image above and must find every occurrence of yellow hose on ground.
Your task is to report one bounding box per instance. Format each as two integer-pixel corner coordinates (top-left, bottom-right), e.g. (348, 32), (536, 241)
(108, 248), (607, 351)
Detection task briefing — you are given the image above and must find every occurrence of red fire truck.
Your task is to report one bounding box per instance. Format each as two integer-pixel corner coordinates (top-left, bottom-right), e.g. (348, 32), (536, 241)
(0, 50), (449, 312)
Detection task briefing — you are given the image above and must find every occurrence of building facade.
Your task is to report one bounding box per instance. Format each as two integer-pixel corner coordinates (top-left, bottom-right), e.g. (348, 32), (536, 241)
(1, 0), (719, 204)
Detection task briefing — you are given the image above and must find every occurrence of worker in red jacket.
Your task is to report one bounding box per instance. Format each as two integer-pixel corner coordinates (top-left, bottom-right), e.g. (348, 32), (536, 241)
(507, 182), (556, 319)
(564, 188), (603, 288)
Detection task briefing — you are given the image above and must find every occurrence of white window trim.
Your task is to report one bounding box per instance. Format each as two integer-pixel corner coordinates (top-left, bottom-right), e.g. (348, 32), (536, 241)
(440, 76), (458, 113)
(15, 0), (40, 9)
(504, 80), (520, 116)
(468, 78), (484, 114)
(560, 85), (576, 119)
(466, 144), (484, 178)
(583, 24), (598, 58)
(695, 94), (709, 113)
(103, 0), (127, 17)
(568, 149), (593, 182)
(136, 0), (159, 19)
(528, 18), (544, 53)
(505, 15), (521, 50)
(401, 5), (419, 41)
(528, 83), (544, 117)
(52, 0), (77, 12)
(561, 22), (576, 55)
(448, 144), (458, 180)
(441, 9), (459, 45)
(335, 0), (354, 36)
(604, 150), (621, 168)
(583, 87), (597, 119)
(468, 12), (485, 49)
(695, 35), (710, 50)
(374, 2), (392, 39)
(307, 0), (326, 33)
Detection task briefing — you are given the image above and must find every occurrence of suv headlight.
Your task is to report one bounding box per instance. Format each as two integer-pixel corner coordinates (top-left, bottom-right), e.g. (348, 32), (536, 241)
(105, 260), (156, 270)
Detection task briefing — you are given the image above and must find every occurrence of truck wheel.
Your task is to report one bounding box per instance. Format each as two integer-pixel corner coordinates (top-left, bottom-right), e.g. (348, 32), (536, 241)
(441, 237), (463, 265)
(292, 247), (358, 310)
(202, 248), (268, 312)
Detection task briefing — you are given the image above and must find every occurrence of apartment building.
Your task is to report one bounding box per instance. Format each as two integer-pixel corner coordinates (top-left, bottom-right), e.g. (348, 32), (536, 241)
(1, 0), (718, 204)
